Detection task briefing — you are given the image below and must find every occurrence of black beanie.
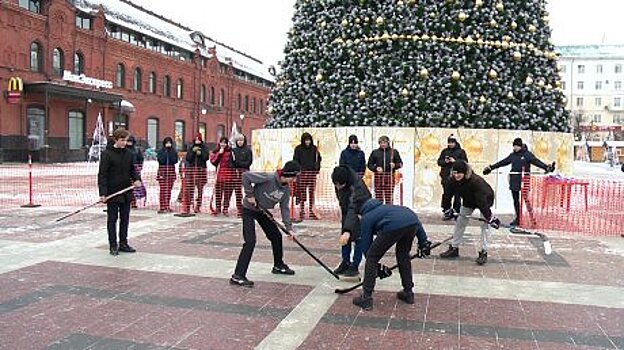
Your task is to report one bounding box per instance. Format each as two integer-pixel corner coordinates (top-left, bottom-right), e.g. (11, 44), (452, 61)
(452, 160), (469, 174)
(282, 161), (301, 177)
(513, 138), (523, 147)
(331, 166), (350, 185)
(348, 135), (359, 144)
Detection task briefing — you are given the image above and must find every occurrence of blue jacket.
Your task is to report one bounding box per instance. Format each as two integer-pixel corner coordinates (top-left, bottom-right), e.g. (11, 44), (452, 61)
(339, 146), (366, 174)
(358, 199), (428, 254)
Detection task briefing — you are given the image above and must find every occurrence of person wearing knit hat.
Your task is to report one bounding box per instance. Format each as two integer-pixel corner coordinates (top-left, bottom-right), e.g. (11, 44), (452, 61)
(439, 160), (499, 265)
(182, 132), (209, 214)
(230, 161), (300, 287)
(437, 134), (468, 220)
(483, 138), (555, 227)
(367, 135), (403, 204)
(339, 134), (366, 177)
(229, 134), (253, 217)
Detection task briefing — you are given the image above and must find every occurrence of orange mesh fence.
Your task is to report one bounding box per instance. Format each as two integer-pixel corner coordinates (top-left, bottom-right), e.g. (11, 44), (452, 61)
(519, 174), (624, 236)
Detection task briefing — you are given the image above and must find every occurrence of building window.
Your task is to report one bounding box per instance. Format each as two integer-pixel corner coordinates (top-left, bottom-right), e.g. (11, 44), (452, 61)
(252, 97), (257, 114)
(210, 86), (215, 105)
(245, 95), (249, 112)
(616, 64), (622, 74)
(174, 120), (185, 150)
(615, 81), (622, 90)
(75, 12), (91, 30)
(260, 100), (264, 114)
(576, 97), (584, 107)
(219, 88), (225, 107)
(577, 65), (585, 74)
(237, 94), (242, 110)
(614, 114), (624, 123)
(113, 114), (128, 132)
(148, 72), (156, 93)
(115, 64), (125, 88)
(200, 84), (206, 103)
(198, 123), (206, 144)
(592, 114), (601, 123)
(577, 81), (584, 90)
(30, 42), (42, 72)
(19, 0), (40, 13)
(73, 52), (84, 75)
(561, 82), (566, 90)
(596, 64), (603, 74)
(147, 118), (159, 149)
(27, 106), (45, 151)
(176, 79), (183, 99)
(163, 75), (171, 97)
(596, 81), (602, 90)
(217, 124), (225, 140)
(595, 97), (602, 107)
(133, 68), (142, 91)
(68, 111), (85, 150)
(615, 98), (622, 107)
(52, 48), (64, 77)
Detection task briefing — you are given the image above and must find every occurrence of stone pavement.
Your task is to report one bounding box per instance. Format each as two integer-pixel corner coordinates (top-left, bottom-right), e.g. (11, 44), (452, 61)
(0, 207), (623, 350)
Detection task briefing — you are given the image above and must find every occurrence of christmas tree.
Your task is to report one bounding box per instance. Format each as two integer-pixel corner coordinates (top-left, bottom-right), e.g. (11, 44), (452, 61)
(267, 0), (569, 132)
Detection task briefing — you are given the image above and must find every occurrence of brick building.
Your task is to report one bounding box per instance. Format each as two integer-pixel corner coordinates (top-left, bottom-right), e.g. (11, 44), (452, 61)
(0, 0), (274, 162)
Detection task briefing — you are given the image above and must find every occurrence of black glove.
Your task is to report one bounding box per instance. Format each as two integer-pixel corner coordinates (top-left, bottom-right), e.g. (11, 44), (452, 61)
(483, 166), (492, 175)
(443, 208), (456, 220)
(377, 263), (392, 279)
(546, 162), (556, 173)
(418, 240), (432, 258)
(486, 216), (501, 229)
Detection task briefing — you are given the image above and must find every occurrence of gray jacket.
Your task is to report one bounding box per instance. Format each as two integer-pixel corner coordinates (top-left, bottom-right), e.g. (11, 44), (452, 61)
(242, 172), (293, 230)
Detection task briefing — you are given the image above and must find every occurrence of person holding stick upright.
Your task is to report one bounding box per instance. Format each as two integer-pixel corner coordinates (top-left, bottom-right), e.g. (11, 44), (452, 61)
(367, 136), (402, 204)
(98, 128), (142, 256)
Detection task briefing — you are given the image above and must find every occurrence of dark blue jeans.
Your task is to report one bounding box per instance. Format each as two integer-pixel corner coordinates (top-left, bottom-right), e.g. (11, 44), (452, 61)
(341, 240), (363, 268)
(107, 201), (131, 247)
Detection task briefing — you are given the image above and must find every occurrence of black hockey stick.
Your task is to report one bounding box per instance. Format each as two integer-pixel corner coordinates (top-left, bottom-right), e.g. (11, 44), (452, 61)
(55, 185), (135, 222)
(460, 215), (552, 255)
(260, 208), (340, 280)
(334, 236), (452, 294)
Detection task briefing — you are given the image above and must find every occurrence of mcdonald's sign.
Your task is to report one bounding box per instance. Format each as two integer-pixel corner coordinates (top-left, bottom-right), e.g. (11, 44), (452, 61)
(7, 76), (23, 104)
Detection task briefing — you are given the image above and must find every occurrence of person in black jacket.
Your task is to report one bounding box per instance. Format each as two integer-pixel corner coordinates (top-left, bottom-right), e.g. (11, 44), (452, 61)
(229, 134), (253, 217)
(483, 138), (555, 227)
(437, 134), (468, 218)
(293, 132), (322, 220)
(367, 135), (402, 204)
(126, 135), (145, 208)
(98, 128), (142, 256)
(339, 135), (366, 176)
(440, 160), (500, 265)
(183, 133), (209, 213)
(331, 165), (372, 278)
(156, 137), (178, 213)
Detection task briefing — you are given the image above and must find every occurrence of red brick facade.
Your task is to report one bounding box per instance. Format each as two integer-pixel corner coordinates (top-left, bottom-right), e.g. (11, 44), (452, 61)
(0, 0), (272, 162)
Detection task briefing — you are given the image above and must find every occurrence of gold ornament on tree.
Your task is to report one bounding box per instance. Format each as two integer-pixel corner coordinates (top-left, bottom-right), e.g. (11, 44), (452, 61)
(513, 51), (522, 61)
(511, 21), (518, 29)
(451, 71), (461, 81)
(320, 21), (326, 28)
(495, 2), (504, 11)
(488, 69), (498, 80)
(507, 91), (514, 99)
(401, 88), (409, 97)
(528, 24), (537, 33)
(341, 19), (348, 27)
(537, 80), (545, 88)
(525, 76), (534, 85)
(315, 73), (323, 82)
(458, 11), (468, 22)
(358, 90), (367, 99)
(419, 68), (429, 79)
(489, 19), (498, 28)
(475, 0), (483, 7)
(479, 96), (487, 104)
(376, 16), (384, 26)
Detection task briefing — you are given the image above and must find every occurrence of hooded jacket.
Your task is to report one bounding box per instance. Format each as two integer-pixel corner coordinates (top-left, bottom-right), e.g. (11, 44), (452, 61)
(126, 136), (144, 166)
(186, 140), (209, 168)
(339, 145), (366, 174)
(490, 145), (549, 191)
(157, 137), (178, 181)
(229, 135), (253, 170)
(367, 146), (403, 173)
(293, 132), (321, 172)
(437, 142), (469, 179)
(443, 163), (494, 219)
(334, 165), (372, 237)
(357, 199), (428, 254)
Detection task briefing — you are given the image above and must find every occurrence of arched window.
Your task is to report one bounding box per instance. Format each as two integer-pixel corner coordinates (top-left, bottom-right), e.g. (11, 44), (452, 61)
(148, 72), (156, 94)
(133, 67), (142, 91)
(200, 84), (206, 103)
(19, 0), (41, 13)
(174, 120), (185, 150)
(163, 75), (171, 97)
(219, 88), (225, 107)
(68, 110), (85, 150)
(115, 63), (125, 88)
(52, 48), (64, 76)
(210, 86), (215, 105)
(73, 52), (84, 75)
(176, 79), (183, 99)
(30, 42), (42, 72)
(146, 117), (159, 149)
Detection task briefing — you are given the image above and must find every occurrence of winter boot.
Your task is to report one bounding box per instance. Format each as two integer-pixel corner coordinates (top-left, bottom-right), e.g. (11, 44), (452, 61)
(509, 218), (519, 227)
(109, 244), (119, 256)
(439, 245), (459, 259)
(333, 261), (350, 275)
(397, 289), (415, 304)
(230, 274), (254, 288)
(343, 265), (359, 277)
(272, 264), (295, 275)
(118, 243), (136, 253)
(476, 250), (488, 265)
(353, 292), (373, 311)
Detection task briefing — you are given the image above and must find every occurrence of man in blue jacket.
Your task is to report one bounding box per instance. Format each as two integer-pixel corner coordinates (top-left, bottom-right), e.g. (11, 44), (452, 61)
(339, 135), (366, 176)
(339, 199), (431, 311)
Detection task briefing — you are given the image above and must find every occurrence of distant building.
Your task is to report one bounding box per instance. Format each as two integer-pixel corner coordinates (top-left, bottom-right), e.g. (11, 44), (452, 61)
(0, 0), (274, 162)
(557, 45), (624, 140)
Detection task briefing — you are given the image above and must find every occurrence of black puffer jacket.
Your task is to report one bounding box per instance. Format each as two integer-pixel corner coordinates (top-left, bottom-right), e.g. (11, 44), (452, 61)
(229, 135), (253, 170)
(367, 147), (403, 173)
(489, 145), (549, 191)
(437, 143), (469, 179)
(293, 132), (321, 172)
(443, 163), (494, 219)
(186, 141), (209, 168)
(98, 146), (140, 203)
(334, 165), (372, 238)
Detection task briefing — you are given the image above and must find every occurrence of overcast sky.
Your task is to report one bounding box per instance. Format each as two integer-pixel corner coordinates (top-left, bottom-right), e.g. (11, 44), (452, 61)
(131, 0), (624, 68)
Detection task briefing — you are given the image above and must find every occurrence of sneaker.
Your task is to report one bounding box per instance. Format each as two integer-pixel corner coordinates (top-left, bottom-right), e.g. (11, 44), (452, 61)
(229, 275), (254, 288)
(272, 264), (295, 275)
(509, 218), (519, 227)
(118, 243), (136, 253)
(333, 261), (350, 275)
(343, 265), (359, 277)
(476, 250), (488, 265)
(439, 245), (459, 259)
(352, 293), (373, 311)
(109, 244), (119, 256)
(397, 290), (415, 304)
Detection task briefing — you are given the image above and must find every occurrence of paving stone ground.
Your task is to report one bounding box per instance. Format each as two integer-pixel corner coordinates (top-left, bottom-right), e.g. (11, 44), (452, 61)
(0, 206), (623, 350)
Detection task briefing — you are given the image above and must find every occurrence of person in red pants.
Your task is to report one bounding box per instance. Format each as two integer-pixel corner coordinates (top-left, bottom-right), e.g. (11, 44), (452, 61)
(156, 137), (178, 213)
(229, 134), (253, 217)
(367, 136), (403, 204)
(210, 136), (233, 216)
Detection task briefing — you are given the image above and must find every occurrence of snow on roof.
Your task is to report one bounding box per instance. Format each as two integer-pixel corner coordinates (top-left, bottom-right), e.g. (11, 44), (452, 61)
(556, 45), (624, 59)
(75, 0), (274, 82)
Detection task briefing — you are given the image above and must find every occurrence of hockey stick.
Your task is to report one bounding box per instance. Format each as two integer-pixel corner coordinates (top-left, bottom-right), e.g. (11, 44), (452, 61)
(55, 185), (135, 222)
(260, 208), (340, 279)
(459, 215), (552, 255)
(334, 236), (453, 294)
